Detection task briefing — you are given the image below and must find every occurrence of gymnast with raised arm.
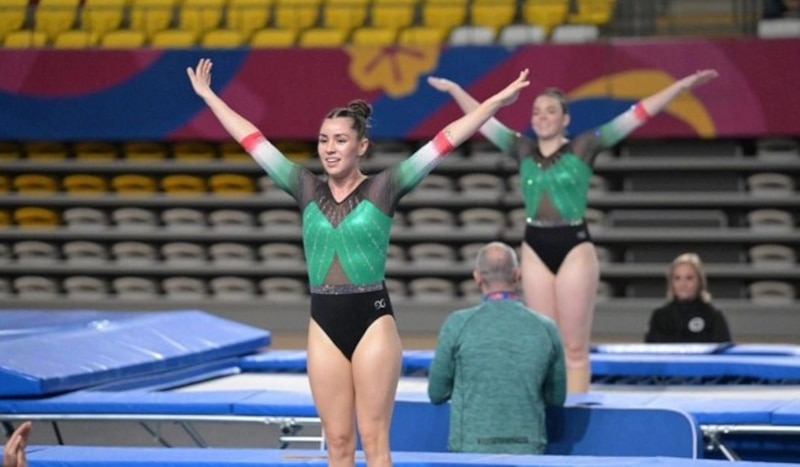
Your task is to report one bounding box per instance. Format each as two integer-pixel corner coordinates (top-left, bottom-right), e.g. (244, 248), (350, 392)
(187, 58), (529, 467)
(428, 69), (718, 393)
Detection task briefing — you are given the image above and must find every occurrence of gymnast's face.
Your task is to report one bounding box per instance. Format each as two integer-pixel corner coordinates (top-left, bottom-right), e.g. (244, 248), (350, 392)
(671, 263), (701, 301)
(531, 95), (569, 142)
(318, 117), (368, 179)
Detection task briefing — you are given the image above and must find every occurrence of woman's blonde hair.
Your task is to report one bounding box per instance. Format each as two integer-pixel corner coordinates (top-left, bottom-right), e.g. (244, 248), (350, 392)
(666, 252), (712, 302)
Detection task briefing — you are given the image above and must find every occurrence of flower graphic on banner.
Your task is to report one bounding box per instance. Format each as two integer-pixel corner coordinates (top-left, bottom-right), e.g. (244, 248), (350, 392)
(346, 46), (440, 98)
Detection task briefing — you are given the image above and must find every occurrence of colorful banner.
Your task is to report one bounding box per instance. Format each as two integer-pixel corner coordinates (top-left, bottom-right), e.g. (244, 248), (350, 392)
(0, 38), (798, 141)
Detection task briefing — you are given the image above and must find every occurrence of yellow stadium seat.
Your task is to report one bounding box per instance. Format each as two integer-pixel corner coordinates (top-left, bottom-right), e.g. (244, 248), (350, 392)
(299, 27), (347, 47)
(220, 141), (253, 163)
(123, 141), (167, 162)
(398, 26), (447, 46)
(523, 0), (569, 34)
(275, 141), (314, 161)
(0, 142), (22, 161)
(54, 30), (98, 48)
(130, 0), (179, 38)
(0, 210), (9, 226)
(324, 0), (368, 32)
(180, 0), (226, 37)
(226, 0), (274, 39)
(275, 0), (323, 29)
(173, 141), (217, 162)
(250, 28), (298, 47)
(82, 0), (128, 36)
(4, 30), (48, 48)
(151, 28), (197, 47)
(112, 174), (157, 195)
(24, 142), (68, 161)
(63, 174), (108, 194)
(201, 28), (246, 48)
(350, 26), (396, 46)
(209, 173), (255, 195)
(0, 0), (28, 42)
(421, 3), (467, 31)
(13, 174), (59, 193)
(161, 174), (207, 195)
(0, 175), (9, 192)
(100, 29), (147, 48)
(471, 0), (516, 31)
(568, 0), (616, 26)
(74, 141), (119, 162)
(14, 207), (60, 228)
(35, 0), (80, 41)
(371, 0), (416, 29)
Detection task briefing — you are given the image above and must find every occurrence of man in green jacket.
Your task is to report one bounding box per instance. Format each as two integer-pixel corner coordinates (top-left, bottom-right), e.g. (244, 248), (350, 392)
(428, 241), (567, 454)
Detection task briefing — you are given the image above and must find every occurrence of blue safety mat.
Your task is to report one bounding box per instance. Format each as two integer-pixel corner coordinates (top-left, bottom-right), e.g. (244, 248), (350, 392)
(25, 446), (792, 467)
(0, 310), (271, 397)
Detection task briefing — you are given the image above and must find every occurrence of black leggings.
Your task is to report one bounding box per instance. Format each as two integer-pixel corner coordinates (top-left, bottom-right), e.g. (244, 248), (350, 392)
(310, 286), (394, 361)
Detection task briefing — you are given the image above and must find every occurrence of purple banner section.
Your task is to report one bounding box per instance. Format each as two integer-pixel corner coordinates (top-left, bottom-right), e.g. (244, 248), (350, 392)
(0, 38), (797, 142)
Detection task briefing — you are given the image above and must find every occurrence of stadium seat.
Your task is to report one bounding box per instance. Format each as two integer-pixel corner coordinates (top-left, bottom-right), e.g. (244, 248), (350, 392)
(63, 207), (109, 228)
(448, 25), (495, 46)
(208, 208), (255, 229)
(350, 26), (396, 46)
(259, 277), (307, 300)
(172, 141), (217, 162)
(299, 27), (348, 47)
(523, 0), (569, 35)
(24, 141), (68, 161)
(748, 280), (796, 304)
(14, 275), (59, 298)
(13, 240), (59, 262)
(113, 276), (159, 299)
(34, 0), (80, 41)
(63, 240), (108, 263)
(408, 277), (456, 301)
(470, 0), (516, 32)
(747, 209), (795, 231)
(758, 17), (800, 38)
(209, 276), (256, 300)
(386, 244), (406, 265)
(748, 244), (796, 269)
(81, 0), (127, 36)
(179, 0), (226, 37)
(551, 24), (600, 43)
(201, 28), (246, 48)
(211, 242), (256, 264)
(226, 0), (274, 38)
(324, 0), (369, 32)
(408, 242), (457, 264)
(111, 241), (158, 264)
(111, 174), (157, 195)
(259, 209), (302, 228)
(459, 207), (506, 227)
(568, 0), (616, 26)
(162, 207), (207, 229)
(112, 207), (157, 228)
(161, 174), (206, 195)
(162, 242), (207, 264)
(163, 276), (208, 299)
(421, 0), (467, 31)
(274, 0), (323, 29)
(0, 141), (22, 161)
(150, 28), (198, 48)
(250, 28), (298, 47)
(63, 276), (109, 298)
(13, 174), (59, 193)
(129, 0), (179, 38)
(457, 173), (506, 196)
(209, 174), (256, 195)
(398, 26), (448, 46)
(74, 142), (119, 162)
(62, 174), (108, 194)
(99, 29), (147, 48)
(0, 0), (29, 42)
(370, 0), (417, 29)
(259, 242), (304, 264)
(407, 207), (456, 228)
(123, 141), (168, 162)
(3, 30), (48, 48)
(746, 172), (795, 196)
(0, 175), (8, 193)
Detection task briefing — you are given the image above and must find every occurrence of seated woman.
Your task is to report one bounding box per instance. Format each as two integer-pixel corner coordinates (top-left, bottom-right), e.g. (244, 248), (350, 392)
(644, 253), (732, 343)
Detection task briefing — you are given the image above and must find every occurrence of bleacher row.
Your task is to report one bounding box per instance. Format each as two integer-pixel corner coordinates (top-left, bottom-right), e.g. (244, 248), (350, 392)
(0, 138), (799, 306)
(0, 0), (615, 48)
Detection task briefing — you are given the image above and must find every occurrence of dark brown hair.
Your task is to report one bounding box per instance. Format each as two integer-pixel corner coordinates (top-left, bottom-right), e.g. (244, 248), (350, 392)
(539, 87), (569, 115)
(324, 99), (372, 139)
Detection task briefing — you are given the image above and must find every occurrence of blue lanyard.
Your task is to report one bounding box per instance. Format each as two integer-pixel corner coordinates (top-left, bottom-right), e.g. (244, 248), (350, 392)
(482, 291), (520, 302)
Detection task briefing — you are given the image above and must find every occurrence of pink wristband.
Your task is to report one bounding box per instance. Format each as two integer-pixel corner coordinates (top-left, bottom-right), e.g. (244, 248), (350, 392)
(240, 131), (264, 152)
(432, 130), (455, 155)
(632, 103), (651, 123)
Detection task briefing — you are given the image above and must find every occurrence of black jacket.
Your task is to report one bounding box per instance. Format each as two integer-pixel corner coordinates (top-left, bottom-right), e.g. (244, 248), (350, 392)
(644, 299), (732, 343)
